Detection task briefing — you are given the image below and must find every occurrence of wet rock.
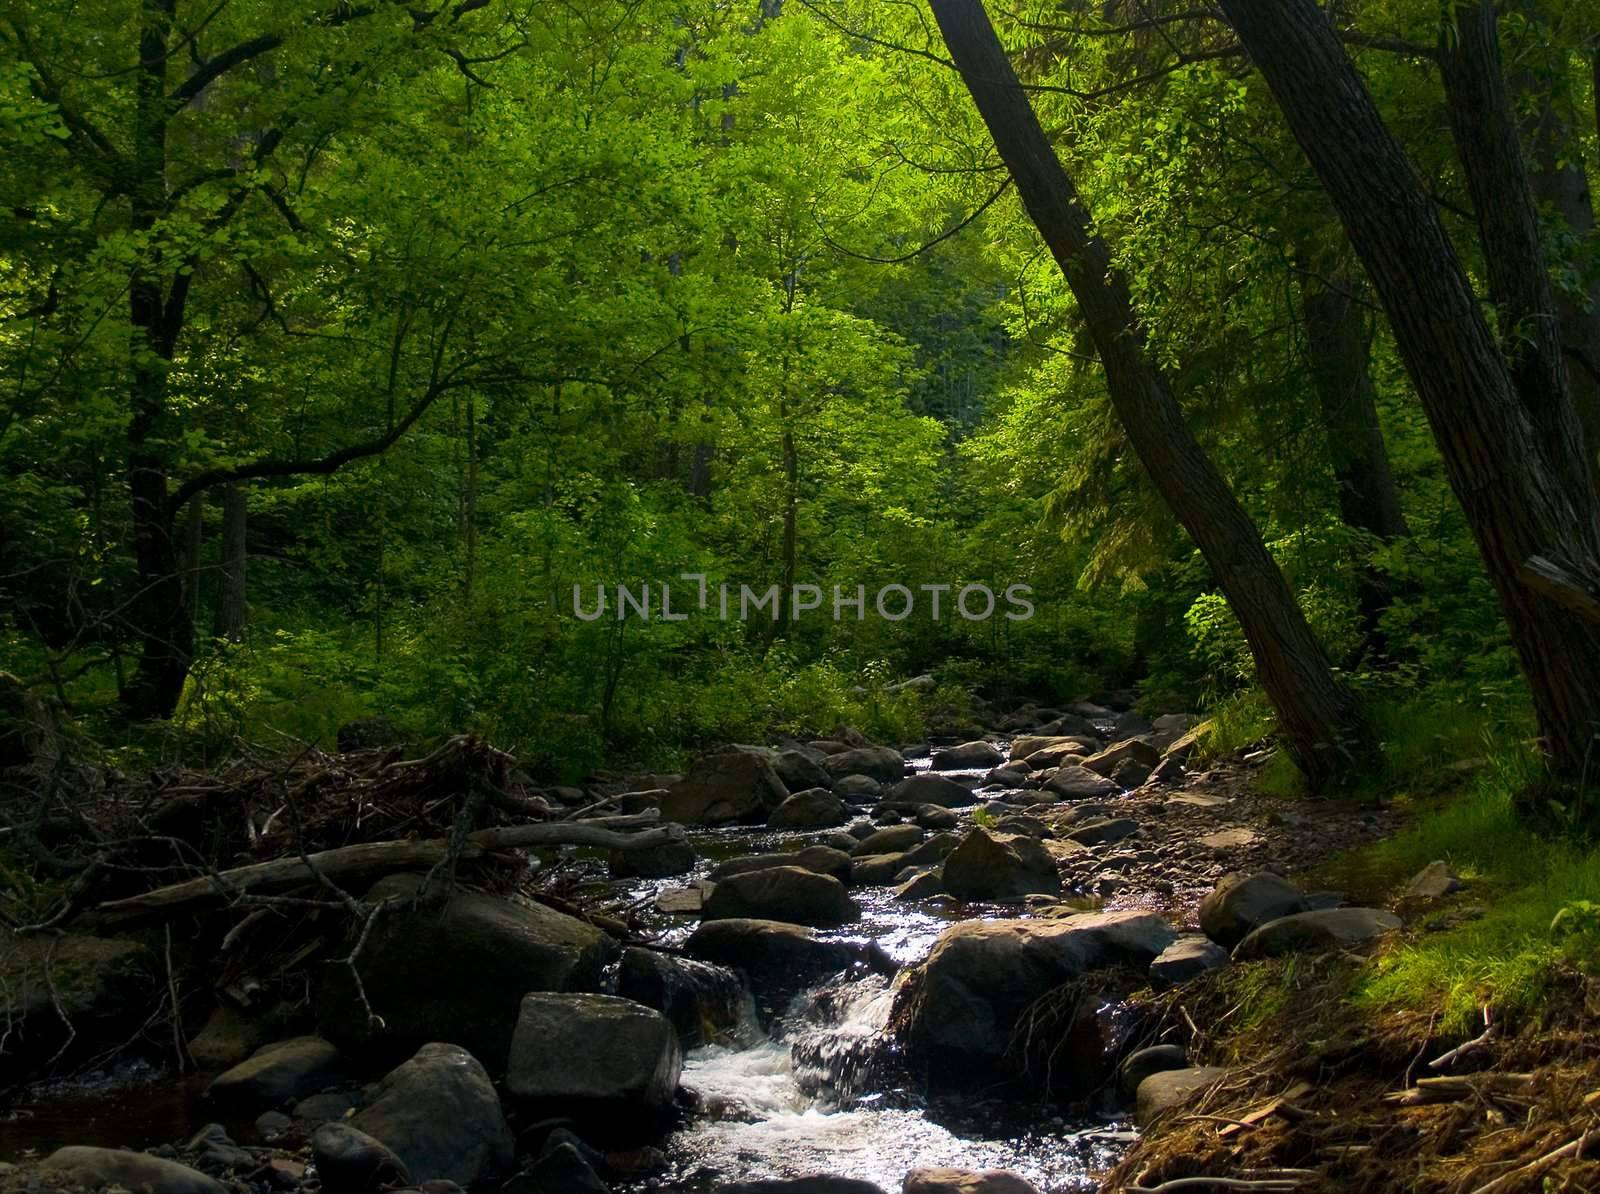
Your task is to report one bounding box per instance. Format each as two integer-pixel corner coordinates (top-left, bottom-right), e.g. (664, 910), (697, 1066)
(1010, 735), (1091, 764)
(616, 947), (749, 1047)
(684, 919), (893, 1017)
(1118, 1044), (1189, 1100)
(903, 1168), (1041, 1194)
(179, 1124), (254, 1174)
(208, 1035), (345, 1107)
(702, 865), (859, 927)
(512, 1142), (609, 1194)
(852, 823), (926, 856)
(823, 746), (906, 785)
(661, 747), (790, 825)
(508, 1139), (608, 1190)
(1233, 908), (1402, 959)
(941, 828), (1061, 901)
(900, 831), (961, 869)
(710, 845), (853, 885)
(0, 935), (156, 1078)
(847, 819), (877, 840)
(1198, 873), (1309, 947)
(1042, 766), (1120, 800)
(506, 994), (681, 1132)
(931, 741), (1003, 770)
(1063, 817), (1138, 847)
(41, 1150), (226, 1194)
(834, 774), (883, 802)
(894, 869), (944, 900)
(351, 1042), (515, 1186)
(656, 885), (708, 915)
(608, 830), (697, 878)
(915, 805), (960, 831)
(1149, 937), (1229, 986)
(1136, 1066), (1229, 1122)
(1406, 860), (1464, 900)
(768, 788), (849, 828)
(1081, 739), (1160, 779)
(851, 852), (912, 886)
(1151, 713), (1192, 735)
(776, 749), (833, 795)
(893, 912), (1175, 1068)
(318, 872), (617, 1066)
(883, 773), (976, 809)
(983, 766), (1030, 788)
(311, 1123), (411, 1194)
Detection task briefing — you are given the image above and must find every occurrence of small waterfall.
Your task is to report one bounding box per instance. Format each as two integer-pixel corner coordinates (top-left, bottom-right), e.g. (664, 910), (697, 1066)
(784, 973), (897, 1107)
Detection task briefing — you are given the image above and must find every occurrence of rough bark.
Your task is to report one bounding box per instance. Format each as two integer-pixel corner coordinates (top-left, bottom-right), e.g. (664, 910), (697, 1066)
(1437, 0), (1590, 503)
(1218, 0), (1600, 778)
(928, 0), (1373, 787)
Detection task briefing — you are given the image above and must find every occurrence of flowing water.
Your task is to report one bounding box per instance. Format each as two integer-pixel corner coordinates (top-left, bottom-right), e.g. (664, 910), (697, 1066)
(609, 738), (1136, 1191)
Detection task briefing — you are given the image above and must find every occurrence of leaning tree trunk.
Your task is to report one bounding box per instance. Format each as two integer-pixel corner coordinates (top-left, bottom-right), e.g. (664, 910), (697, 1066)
(1217, 0), (1600, 779)
(928, 0), (1374, 788)
(1298, 260), (1410, 648)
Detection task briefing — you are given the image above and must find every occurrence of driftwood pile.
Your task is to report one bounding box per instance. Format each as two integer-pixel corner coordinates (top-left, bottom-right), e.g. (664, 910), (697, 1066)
(3, 733), (676, 934)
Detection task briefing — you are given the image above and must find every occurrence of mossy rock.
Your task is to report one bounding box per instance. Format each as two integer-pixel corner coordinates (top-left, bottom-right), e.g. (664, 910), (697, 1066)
(0, 933), (158, 1082)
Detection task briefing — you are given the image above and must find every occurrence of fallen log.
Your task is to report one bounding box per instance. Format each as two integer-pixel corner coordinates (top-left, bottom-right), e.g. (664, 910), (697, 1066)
(89, 821), (683, 923)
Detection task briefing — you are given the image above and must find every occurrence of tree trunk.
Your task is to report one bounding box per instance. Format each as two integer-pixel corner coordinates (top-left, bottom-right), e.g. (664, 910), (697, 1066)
(1512, 6), (1600, 492)
(1217, 0), (1600, 779)
(212, 484), (248, 642)
(928, 0), (1373, 788)
(1437, 1), (1590, 503)
(1298, 261), (1410, 647)
(121, 0), (193, 720)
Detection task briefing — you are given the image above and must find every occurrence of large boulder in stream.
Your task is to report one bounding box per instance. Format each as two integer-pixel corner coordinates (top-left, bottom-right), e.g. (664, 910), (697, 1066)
(716, 1179), (886, 1194)
(506, 993), (681, 1135)
(616, 946), (750, 1047)
(1042, 765), (1120, 800)
(940, 828), (1061, 901)
(892, 912), (1175, 1076)
(701, 865), (860, 927)
(930, 741), (1004, 770)
(768, 787), (849, 828)
(207, 1035), (346, 1107)
(775, 749), (833, 794)
(661, 747), (790, 825)
(351, 1042), (514, 1187)
(317, 872), (617, 1066)
(823, 746), (906, 785)
(685, 919), (893, 1014)
(710, 845), (853, 885)
(883, 773), (976, 809)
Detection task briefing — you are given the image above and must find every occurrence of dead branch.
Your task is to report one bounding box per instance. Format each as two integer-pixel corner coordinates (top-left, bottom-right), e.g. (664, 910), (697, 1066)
(87, 822), (683, 923)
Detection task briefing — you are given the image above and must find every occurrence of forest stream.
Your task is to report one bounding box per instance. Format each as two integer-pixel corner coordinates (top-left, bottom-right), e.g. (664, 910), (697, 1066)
(0, 710), (1405, 1194)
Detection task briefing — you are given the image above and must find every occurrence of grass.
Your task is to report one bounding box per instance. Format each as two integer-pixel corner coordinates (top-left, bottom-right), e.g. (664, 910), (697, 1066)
(1309, 742), (1600, 1033)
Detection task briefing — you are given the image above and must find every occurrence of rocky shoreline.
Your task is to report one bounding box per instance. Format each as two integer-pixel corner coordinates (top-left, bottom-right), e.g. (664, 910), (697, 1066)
(1, 697), (1429, 1194)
